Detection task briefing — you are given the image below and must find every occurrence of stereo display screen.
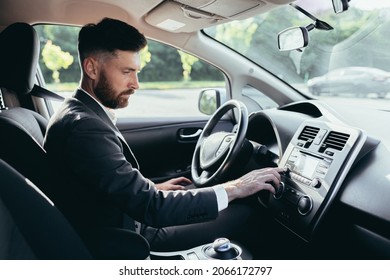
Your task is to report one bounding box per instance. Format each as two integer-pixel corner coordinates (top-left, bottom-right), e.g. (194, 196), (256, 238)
(292, 153), (320, 179)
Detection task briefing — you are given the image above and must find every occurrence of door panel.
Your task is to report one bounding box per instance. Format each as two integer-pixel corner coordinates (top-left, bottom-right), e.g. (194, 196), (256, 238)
(117, 117), (234, 183)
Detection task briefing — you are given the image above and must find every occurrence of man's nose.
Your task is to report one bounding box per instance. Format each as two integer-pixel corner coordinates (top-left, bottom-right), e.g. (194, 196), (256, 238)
(130, 74), (139, 90)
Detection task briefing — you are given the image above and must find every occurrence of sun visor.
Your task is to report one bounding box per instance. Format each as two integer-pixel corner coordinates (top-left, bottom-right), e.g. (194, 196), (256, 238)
(145, 0), (268, 33)
(177, 0), (267, 17)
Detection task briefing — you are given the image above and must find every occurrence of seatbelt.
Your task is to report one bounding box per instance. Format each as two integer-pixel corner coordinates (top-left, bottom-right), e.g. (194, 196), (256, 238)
(0, 88), (8, 110)
(30, 84), (65, 101)
(0, 85), (64, 111)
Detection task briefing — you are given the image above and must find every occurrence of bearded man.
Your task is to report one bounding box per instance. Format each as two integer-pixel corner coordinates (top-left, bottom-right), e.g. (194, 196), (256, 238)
(43, 17), (283, 257)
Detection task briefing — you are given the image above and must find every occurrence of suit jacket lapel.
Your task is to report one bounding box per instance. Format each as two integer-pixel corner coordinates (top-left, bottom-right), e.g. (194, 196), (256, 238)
(116, 133), (140, 170)
(74, 89), (140, 170)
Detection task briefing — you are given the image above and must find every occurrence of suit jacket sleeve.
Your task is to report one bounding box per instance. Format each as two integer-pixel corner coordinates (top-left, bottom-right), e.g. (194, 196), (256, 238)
(47, 111), (219, 228)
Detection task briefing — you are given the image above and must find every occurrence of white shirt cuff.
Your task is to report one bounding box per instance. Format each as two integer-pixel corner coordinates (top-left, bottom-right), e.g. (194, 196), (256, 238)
(212, 185), (229, 212)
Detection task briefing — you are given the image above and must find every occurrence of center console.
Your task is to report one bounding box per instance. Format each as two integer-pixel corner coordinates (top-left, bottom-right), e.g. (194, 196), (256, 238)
(150, 238), (250, 260)
(258, 119), (366, 241)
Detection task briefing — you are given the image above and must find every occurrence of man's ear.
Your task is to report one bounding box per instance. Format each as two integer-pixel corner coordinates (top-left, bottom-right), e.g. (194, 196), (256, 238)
(83, 57), (99, 80)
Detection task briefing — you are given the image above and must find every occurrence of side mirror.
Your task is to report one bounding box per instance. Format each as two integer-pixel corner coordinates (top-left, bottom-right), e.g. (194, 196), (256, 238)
(198, 88), (225, 115)
(277, 26), (309, 51)
(332, 0), (350, 14)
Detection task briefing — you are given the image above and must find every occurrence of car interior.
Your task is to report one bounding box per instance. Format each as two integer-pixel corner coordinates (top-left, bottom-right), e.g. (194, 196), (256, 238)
(1, 0), (390, 260)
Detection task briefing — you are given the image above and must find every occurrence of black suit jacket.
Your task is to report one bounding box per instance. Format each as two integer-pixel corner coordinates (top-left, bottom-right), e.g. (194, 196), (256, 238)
(44, 89), (218, 232)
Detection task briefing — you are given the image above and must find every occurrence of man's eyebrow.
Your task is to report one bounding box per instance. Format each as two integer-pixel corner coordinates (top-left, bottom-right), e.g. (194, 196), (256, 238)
(122, 67), (137, 71)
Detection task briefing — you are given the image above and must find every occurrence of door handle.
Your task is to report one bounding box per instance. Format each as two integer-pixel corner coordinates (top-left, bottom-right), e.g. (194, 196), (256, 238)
(178, 128), (202, 141)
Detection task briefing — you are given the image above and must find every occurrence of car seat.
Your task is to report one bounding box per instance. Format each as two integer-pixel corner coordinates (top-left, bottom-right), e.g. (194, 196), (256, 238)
(0, 22), (54, 196)
(0, 158), (92, 259)
(0, 22), (150, 260)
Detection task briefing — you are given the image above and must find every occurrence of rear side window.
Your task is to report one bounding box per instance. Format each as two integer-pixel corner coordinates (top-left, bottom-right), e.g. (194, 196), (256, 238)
(34, 24), (226, 118)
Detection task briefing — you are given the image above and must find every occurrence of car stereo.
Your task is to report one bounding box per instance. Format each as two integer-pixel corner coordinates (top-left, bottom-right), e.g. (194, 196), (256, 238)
(258, 119), (365, 241)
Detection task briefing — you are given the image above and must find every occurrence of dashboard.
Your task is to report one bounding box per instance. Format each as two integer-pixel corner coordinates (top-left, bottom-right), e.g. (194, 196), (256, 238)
(245, 100), (390, 258)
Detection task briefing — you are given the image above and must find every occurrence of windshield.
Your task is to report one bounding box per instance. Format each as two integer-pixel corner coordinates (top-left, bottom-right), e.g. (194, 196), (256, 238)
(204, 0), (390, 110)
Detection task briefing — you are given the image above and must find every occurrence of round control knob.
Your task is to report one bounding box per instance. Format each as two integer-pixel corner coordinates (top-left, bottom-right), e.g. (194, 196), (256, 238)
(297, 195), (313, 215)
(273, 182), (285, 200)
(310, 178), (321, 189)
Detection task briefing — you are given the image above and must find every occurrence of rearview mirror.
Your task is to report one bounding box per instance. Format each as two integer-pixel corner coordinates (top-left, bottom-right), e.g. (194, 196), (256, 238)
(279, 3), (333, 51)
(277, 26), (309, 51)
(332, 0), (350, 14)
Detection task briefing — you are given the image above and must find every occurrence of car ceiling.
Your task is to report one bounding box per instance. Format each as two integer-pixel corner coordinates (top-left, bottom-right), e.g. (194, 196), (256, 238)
(0, 0), (302, 106)
(0, 0), (292, 35)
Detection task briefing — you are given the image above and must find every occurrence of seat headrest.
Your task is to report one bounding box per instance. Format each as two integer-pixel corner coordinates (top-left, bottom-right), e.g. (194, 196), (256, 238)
(0, 22), (39, 95)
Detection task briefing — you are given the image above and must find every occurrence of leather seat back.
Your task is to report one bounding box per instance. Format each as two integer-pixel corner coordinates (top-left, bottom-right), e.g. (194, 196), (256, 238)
(0, 22), (52, 195)
(0, 159), (92, 259)
(0, 22), (39, 95)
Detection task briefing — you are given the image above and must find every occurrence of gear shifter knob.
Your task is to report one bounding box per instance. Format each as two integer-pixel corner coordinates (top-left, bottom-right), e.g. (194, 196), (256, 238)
(204, 237), (240, 259)
(213, 237), (231, 252)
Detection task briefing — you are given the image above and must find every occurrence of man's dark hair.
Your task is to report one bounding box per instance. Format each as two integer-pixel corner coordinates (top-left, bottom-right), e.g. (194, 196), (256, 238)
(78, 17), (147, 61)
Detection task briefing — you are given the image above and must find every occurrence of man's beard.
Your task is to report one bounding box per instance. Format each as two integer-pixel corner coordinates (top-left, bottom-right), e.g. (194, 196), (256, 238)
(94, 71), (133, 109)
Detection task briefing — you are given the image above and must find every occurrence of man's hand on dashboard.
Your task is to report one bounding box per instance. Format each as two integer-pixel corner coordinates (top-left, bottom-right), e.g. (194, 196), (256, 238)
(223, 167), (286, 202)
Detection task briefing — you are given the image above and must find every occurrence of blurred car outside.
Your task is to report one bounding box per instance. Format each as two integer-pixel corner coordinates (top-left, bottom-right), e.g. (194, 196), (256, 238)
(307, 67), (390, 98)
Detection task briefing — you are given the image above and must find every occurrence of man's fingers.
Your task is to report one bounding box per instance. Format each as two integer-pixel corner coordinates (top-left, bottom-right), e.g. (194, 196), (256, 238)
(168, 185), (186, 190)
(262, 183), (276, 194)
(157, 184), (186, 191)
(265, 173), (281, 188)
(169, 177), (192, 185)
(254, 167), (286, 177)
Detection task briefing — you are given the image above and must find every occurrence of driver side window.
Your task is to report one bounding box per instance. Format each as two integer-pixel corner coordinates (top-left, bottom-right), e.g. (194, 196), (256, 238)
(34, 24), (226, 118)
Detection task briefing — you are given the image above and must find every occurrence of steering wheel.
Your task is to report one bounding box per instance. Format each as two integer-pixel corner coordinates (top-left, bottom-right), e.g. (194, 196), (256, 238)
(191, 100), (248, 187)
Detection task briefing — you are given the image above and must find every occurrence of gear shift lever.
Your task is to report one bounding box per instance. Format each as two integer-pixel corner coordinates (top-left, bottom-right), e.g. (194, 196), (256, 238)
(204, 238), (240, 259)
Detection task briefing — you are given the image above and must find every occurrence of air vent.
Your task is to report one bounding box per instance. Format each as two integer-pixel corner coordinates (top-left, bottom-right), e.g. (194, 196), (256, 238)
(298, 126), (320, 141)
(323, 131), (350, 151)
